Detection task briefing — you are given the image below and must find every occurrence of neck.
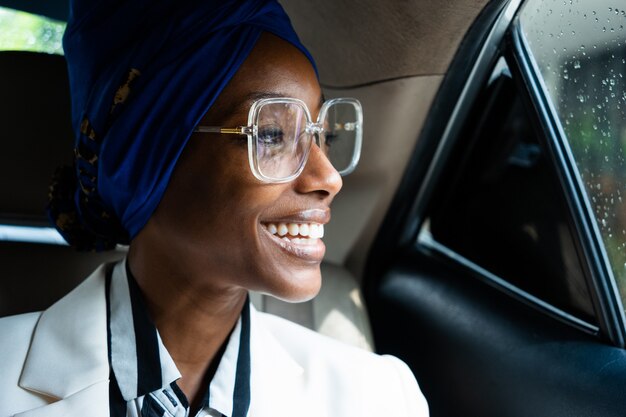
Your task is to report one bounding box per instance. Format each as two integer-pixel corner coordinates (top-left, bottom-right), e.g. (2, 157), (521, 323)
(127, 244), (248, 408)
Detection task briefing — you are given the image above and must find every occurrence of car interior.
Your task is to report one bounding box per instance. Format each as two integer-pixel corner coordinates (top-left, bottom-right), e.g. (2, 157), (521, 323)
(3, 0), (626, 416)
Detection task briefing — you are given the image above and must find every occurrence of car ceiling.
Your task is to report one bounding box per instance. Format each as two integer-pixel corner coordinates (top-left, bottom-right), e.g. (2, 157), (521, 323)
(282, 0), (490, 87)
(0, 0), (491, 86)
(0, 0), (493, 279)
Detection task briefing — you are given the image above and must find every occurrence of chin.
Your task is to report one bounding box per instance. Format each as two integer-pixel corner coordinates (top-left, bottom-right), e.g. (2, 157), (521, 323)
(262, 267), (322, 303)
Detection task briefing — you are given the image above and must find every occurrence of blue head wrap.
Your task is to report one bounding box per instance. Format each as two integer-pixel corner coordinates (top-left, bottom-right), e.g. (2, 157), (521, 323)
(48, 0), (317, 250)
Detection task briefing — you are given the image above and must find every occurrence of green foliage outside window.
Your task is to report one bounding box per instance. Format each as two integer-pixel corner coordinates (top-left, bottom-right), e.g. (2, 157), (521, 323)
(0, 7), (65, 54)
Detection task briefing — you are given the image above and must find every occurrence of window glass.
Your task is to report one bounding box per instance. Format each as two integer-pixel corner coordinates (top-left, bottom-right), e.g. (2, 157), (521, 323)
(427, 64), (596, 323)
(520, 1), (626, 311)
(0, 6), (67, 246)
(0, 7), (65, 54)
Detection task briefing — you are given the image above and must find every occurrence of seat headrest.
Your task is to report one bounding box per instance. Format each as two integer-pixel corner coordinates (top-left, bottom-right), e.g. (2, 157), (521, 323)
(0, 51), (74, 226)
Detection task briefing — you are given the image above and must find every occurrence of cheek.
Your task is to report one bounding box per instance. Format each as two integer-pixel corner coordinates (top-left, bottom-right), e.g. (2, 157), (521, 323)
(165, 140), (284, 245)
(153, 138), (320, 299)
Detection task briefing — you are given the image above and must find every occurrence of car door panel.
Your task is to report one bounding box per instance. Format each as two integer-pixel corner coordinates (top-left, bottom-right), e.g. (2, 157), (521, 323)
(370, 250), (626, 416)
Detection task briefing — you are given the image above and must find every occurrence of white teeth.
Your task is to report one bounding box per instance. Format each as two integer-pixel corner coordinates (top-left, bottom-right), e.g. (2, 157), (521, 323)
(265, 222), (324, 240)
(288, 223), (299, 236)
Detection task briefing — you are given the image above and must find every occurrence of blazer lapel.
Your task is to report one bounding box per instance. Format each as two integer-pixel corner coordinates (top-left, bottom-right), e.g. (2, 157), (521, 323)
(13, 380), (109, 417)
(248, 305), (311, 417)
(18, 264), (111, 407)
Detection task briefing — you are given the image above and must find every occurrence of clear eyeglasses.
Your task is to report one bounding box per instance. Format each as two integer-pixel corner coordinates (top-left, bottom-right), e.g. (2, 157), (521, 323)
(194, 97), (363, 183)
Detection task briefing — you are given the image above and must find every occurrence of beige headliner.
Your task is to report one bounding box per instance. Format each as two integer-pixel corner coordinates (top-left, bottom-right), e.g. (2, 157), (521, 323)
(281, 0), (491, 87)
(280, 0), (492, 279)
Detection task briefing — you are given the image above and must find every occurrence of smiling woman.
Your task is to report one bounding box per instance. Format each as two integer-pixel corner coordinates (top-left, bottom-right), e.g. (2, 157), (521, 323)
(133, 33), (343, 306)
(0, 0), (427, 416)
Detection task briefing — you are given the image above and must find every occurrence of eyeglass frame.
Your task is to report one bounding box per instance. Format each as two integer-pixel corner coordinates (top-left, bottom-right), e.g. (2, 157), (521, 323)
(194, 97), (363, 184)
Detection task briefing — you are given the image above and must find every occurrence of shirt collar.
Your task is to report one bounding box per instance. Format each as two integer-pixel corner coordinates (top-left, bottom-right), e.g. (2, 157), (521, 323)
(107, 260), (181, 401)
(203, 301), (251, 416)
(107, 260), (252, 417)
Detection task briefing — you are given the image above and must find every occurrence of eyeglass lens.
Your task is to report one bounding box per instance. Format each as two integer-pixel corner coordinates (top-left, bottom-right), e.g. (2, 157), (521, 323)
(321, 102), (359, 175)
(256, 102), (311, 180)
(255, 101), (359, 180)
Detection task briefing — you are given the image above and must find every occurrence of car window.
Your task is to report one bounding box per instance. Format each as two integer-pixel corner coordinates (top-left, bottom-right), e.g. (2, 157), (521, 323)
(0, 7), (68, 246)
(519, 1), (626, 312)
(422, 58), (597, 325)
(0, 7), (65, 54)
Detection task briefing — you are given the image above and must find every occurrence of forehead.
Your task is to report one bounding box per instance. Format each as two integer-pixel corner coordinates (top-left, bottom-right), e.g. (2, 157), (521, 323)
(239, 91), (325, 111)
(203, 33), (322, 123)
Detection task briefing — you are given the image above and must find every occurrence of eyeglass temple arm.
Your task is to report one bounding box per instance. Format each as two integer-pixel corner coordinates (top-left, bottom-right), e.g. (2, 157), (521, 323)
(194, 126), (251, 135)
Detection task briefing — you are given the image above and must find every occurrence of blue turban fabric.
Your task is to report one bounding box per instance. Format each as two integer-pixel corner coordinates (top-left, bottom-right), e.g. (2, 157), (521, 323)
(48, 0), (316, 250)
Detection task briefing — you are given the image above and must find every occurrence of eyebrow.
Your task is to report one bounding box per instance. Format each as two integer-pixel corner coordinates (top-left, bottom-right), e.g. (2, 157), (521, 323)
(228, 91), (325, 116)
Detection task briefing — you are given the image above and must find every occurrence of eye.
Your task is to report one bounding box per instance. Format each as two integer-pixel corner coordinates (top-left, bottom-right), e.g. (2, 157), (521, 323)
(258, 125), (285, 147)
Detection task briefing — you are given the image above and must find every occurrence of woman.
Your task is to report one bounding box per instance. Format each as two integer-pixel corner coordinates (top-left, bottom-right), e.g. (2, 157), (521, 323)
(0, 0), (429, 416)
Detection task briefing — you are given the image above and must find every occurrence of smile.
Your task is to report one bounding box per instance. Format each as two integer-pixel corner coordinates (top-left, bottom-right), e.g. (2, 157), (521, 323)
(261, 222), (326, 261)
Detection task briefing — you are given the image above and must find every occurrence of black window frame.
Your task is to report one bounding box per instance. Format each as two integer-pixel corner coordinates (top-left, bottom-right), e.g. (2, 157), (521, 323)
(367, 0), (626, 347)
(420, 52), (599, 333)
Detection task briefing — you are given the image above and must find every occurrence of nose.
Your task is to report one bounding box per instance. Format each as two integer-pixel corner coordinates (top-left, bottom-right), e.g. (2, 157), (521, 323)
(294, 141), (342, 198)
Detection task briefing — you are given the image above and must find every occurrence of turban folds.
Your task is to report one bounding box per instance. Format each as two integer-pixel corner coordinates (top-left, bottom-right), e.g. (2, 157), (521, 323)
(49, 0), (316, 250)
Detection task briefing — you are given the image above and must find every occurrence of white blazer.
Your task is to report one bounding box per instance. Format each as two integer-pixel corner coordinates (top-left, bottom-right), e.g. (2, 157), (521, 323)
(0, 264), (429, 417)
